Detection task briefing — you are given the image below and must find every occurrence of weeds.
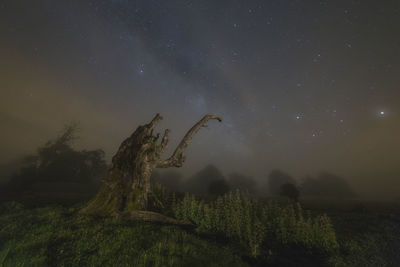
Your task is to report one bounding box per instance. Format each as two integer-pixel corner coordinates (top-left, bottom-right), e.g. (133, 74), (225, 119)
(172, 190), (338, 257)
(1, 194), (397, 266)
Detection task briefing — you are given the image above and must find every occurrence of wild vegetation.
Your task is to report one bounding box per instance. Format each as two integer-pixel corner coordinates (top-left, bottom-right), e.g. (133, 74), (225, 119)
(0, 124), (399, 266)
(172, 191), (338, 258)
(0, 204), (245, 266)
(1, 194), (399, 266)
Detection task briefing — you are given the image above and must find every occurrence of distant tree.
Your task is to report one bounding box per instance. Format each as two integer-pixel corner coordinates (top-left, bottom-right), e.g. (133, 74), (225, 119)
(300, 176), (320, 196)
(300, 172), (355, 198)
(151, 170), (183, 192)
(0, 160), (25, 185)
(267, 169), (296, 195)
(279, 183), (300, 202)
(5, 124), (107, 195)
(208, 178), (230, 196)
(227, 173), (256, 194)
(184, 164), (226, 195)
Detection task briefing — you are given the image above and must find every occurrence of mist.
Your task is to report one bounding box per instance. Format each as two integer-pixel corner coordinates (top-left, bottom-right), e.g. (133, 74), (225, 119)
(1, 0), (400, 201)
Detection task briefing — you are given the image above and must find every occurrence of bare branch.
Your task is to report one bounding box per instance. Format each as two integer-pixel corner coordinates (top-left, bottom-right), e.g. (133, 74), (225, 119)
(155, 129), (170, 155)
(148, 113), (163, 131)
(156, 114), (221, 168)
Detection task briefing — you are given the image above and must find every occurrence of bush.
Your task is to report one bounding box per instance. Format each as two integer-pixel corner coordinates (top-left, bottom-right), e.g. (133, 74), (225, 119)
(172, 191), (338, 258)
(266, 169), (296, 195)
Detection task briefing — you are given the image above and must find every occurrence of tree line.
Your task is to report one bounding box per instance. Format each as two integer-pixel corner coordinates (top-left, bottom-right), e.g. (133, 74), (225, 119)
(0, 125), (355, 206)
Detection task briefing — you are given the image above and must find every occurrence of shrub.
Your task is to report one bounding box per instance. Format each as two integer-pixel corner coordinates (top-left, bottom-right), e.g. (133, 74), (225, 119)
(172, 191), (338, 258)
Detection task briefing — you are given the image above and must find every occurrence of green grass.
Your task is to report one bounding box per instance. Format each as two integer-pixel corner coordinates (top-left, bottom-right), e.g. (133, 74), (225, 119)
(1, 196), (399, 266)
(327, 210), (400, 266)
(0, 206), (246, 267)
(300, 198), (400, 267)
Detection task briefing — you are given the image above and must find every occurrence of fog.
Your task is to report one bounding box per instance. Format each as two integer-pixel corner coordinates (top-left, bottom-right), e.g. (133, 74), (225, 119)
(1, 1), (400, 201)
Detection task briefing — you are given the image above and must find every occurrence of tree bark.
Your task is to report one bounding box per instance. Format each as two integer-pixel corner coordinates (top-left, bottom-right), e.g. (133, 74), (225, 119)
(80, 114), (221, 221)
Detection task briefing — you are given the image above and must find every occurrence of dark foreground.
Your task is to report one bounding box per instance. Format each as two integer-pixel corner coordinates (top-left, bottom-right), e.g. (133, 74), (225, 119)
(0, 197), (399, 267)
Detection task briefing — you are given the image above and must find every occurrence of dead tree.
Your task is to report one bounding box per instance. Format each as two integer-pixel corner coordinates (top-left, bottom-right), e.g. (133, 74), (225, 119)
(80, 114), (221, 222)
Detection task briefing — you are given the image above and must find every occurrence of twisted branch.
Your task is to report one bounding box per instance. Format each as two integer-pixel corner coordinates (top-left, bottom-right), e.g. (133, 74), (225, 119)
(148, 113), (163, 131)
(156, 114), (222, 168)
(156, 129), (170, 155)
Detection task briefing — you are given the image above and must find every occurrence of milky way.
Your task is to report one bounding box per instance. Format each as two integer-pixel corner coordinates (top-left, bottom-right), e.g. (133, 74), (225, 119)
(1, 1), (399, 197)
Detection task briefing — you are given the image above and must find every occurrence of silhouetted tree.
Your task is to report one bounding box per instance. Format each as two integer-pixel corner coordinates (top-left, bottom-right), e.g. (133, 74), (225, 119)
(0, 160), (24, 185)
(300, 176), (319, 196)
(279, 183), (300, 202)
(3, 124), (107, 202)
(184, 164), (226, 195)
(227, 173), (256, 194)
(267, 169), (296, 195)
(208, 178), (230, 196)
(300, 172), (355, 198)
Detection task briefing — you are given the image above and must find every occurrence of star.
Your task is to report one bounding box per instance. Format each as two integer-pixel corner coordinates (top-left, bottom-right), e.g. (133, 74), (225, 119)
(2, 0), (399, 203)
(138, 64), (145, 74)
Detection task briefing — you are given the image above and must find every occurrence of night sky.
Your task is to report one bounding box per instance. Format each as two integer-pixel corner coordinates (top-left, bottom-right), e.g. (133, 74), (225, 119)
(1, 1), (399, 197)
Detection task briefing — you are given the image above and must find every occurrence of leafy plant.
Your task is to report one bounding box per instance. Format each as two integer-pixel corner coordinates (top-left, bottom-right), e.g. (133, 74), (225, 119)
(172, 190), (338, 258)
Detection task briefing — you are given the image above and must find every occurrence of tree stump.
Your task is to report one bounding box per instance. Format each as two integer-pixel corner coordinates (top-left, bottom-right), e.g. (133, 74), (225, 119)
(80, 113), (221, 223)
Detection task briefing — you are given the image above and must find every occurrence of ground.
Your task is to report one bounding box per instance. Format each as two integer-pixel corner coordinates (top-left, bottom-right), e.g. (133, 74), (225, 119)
(0, 198), (399, 266)
(0, 206), (245, 266)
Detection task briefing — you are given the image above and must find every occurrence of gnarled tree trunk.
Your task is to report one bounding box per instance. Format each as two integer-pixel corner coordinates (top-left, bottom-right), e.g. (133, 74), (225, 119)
(80, 114), (221, 221)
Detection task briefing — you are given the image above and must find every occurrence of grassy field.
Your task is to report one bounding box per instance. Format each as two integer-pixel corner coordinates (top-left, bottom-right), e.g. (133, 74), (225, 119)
(312, 200), (400, 266)
(0, 205), (246, 266)
(0, 196), (399, 266)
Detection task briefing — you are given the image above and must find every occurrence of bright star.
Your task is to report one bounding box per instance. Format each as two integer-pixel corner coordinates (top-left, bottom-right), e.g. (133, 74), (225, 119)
(138, 64), (145, 74)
